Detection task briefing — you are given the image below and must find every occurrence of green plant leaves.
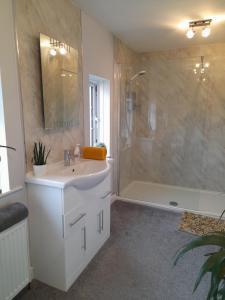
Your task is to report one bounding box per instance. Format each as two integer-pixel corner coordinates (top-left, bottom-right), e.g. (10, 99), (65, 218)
(193, 251), (225, 292)
(174, 234), (225, 266)
(218, 281), (225, 300)
(219, 210), (225, 222)
(32, 142), (51, 165)
(174, 233), (225, 300)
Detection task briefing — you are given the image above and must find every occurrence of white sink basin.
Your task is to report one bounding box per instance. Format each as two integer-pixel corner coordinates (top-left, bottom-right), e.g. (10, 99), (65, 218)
(26, 159), (112, 190)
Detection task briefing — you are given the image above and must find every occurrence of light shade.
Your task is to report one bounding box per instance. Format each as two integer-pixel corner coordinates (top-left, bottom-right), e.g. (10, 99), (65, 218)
(49, 48), (57, 56)
(59, 47), (67, 55)
(202, 27), (211, 38)
(186, 28), (195, 39)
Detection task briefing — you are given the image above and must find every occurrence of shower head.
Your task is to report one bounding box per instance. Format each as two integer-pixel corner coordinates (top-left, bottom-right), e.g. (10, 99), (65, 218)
(129, 70), (146, 82)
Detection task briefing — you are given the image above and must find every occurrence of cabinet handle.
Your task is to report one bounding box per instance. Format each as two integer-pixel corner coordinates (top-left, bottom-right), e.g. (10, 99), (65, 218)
(101, 191), (112, 199)
(69, 213), (86, 227)
(82, 226), (86, 251)
(101, 210), (104, 231)
(98, 212), (101, 233)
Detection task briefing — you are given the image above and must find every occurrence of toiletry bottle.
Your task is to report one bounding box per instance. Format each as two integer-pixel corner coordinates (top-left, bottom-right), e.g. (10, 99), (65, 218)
(74, 144), (80, 162)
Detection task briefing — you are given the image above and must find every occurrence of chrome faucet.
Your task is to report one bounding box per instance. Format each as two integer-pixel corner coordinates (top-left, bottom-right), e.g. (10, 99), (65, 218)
(64, 150), (72, 166)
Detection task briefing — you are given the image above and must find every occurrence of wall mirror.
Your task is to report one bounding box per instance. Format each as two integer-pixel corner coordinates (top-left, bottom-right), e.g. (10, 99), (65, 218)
(40, 33), (79, 129)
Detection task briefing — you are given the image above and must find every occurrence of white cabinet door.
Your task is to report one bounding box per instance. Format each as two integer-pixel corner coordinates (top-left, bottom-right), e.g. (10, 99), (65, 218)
(87, 196), (111, 260)
(97, 196), (111, 242)
(65, 213), (87, 289)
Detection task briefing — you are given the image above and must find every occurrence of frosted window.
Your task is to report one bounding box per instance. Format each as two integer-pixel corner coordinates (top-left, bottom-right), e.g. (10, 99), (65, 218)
(89, 75), (111, 156)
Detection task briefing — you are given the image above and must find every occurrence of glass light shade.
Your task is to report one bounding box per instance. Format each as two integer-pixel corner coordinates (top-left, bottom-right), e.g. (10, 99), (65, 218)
(202, 27), (211, 38)
(186, 28), (195, 39)
(59, 47), (67, 55)
(49, 48), (57, 56)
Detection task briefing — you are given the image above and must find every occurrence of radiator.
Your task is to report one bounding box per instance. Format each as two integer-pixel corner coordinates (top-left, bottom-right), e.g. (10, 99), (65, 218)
(0, 219), (30, 300)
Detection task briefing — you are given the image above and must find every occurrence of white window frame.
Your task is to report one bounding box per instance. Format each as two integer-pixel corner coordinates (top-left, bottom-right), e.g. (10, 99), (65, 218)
(0, 71), (9, 194)
(88, 75), (110, 156)
(89, 81), (100, 146)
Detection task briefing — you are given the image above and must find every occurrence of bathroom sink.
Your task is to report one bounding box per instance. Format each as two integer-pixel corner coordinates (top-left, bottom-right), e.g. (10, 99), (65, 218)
(26, 159), (112, 190)
(59, 160), (107, 176)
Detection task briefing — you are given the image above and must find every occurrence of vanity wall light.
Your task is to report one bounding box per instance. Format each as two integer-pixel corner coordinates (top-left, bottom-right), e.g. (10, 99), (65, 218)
(186, 19), (212, 39)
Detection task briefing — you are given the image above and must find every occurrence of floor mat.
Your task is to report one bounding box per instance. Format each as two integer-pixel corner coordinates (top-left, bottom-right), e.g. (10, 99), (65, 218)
(179, 211), (225, 236)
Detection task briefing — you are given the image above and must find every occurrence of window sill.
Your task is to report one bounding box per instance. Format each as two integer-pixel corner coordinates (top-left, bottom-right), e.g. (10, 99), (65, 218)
(0, 186), (24, 200)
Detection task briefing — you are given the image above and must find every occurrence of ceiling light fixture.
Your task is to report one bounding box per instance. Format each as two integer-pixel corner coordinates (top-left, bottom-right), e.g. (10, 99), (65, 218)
(49, 38), (70, 56)
(186, 19), (212, 39)
(193, 56), (210, 82)
(186, 28), (195, 39)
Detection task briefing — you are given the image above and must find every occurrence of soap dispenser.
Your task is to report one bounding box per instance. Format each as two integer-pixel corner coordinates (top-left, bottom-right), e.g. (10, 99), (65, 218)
(74, 144), (81, 162)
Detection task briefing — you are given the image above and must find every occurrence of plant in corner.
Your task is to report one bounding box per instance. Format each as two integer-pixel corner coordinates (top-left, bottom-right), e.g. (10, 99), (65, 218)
(174, 230), (225, 300)
(32, 142), (50, 177)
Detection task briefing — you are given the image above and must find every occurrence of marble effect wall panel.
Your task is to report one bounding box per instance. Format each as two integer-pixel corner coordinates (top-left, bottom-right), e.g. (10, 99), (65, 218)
(15, 0), (83, 170)
(114, 37), (139, 66)
(132, 43), (225, 193)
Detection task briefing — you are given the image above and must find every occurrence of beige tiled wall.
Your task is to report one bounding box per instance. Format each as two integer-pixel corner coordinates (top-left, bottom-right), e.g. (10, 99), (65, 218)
(116, 41), (225, 194)
(132, 43), (225, 193)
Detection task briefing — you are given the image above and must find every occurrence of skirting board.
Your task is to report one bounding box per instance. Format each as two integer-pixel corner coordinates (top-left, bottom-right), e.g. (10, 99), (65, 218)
(110, 194), (117, 204)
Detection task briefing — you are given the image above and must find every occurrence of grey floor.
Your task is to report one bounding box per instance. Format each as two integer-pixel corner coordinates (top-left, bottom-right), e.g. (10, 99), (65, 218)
(18, 201), (210, 300)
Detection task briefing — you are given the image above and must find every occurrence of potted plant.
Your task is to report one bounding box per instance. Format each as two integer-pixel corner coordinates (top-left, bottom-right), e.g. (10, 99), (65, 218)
(174, 231), (225, 299)
(32, 142), (50, 177)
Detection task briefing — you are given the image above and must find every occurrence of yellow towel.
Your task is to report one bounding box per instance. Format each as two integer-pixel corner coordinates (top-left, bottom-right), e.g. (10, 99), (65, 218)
(82, 146), (107, 160)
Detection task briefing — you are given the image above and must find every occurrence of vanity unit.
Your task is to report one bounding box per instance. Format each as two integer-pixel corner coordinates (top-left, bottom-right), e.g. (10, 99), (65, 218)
(26, 159), (112, 291)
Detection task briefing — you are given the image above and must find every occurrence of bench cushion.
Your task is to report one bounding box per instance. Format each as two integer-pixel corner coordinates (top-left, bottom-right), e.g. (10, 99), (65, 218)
(0, 202), (28, 233)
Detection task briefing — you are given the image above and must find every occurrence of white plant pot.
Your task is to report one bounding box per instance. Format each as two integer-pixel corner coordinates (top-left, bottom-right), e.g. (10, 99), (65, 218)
(33, 164), (47, 177)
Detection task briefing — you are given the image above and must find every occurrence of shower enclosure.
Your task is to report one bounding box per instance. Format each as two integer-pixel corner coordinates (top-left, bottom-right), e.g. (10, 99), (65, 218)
(117, 44), (225, 216)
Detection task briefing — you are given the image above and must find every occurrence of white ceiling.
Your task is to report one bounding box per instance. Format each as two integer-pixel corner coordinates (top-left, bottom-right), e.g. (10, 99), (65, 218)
(73, 0), (225, 52)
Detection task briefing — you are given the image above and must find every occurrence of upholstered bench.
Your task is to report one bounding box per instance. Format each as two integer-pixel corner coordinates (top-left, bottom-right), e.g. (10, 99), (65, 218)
(0, 202), (28, 232)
